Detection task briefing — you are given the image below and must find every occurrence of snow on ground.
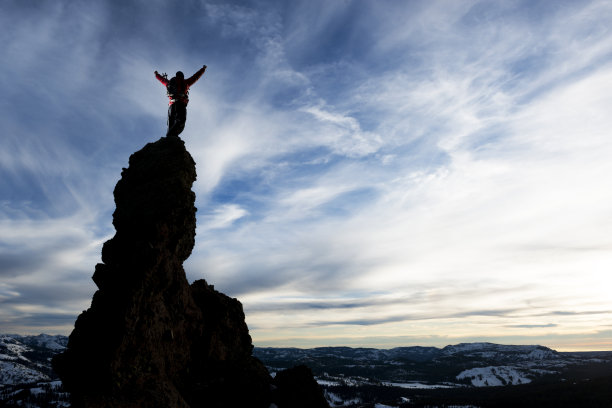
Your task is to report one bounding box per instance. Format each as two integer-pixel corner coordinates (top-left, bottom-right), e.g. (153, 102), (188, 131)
(446, 406), (480, 408)
(456, 366), (531, 386)
(317, 379), (342, 386)
(324, 390), (361, 406)
(319, 375), (459, 390)
(0, 336), (32, 362)
(0, 361), (50, 385)
(382, 382), (455, 389)
(4, 344), (30, 361)
(28, 335), (66, 351)
(317, 375), (371, 387)
(29, 387), (45, 395)
(0, 353), (17, 361)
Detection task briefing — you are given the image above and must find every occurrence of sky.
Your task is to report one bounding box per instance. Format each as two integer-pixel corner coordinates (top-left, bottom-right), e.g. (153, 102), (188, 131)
(1, 0), (612, 351)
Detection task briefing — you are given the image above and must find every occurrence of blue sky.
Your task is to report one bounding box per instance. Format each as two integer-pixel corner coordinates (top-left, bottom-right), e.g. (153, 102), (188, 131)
(1, 0), (612, 351)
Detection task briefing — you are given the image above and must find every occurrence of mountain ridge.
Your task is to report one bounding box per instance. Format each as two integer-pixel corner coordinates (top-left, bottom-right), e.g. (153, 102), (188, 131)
(3, 334), (612, 407)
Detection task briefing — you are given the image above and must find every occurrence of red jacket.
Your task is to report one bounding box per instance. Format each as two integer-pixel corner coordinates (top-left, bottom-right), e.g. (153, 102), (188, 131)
(155, 66), (206, 105)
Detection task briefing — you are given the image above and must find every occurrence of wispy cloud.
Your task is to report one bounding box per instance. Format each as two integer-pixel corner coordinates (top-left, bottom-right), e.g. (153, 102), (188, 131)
(183, 0), (612, 348)
(200, 204), (248, 230)
(1, 0), (612, 350)
(506, 324), (558, 329)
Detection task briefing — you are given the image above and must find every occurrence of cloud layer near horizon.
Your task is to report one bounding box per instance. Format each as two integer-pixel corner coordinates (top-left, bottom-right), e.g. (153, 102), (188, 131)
(1, 0), (612, 350)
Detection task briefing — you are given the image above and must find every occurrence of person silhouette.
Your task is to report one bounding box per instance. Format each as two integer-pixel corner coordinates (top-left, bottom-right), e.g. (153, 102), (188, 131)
(154, 65), (207, 138)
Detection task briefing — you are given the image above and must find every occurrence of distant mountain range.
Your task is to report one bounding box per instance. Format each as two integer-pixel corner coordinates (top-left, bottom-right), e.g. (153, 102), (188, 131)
(2, 334), (612, 407)
(254, 342), (611, 387)
(254, 343), (612, 407)
(0, 334), (69, 407)
(0, 334), (67, 384)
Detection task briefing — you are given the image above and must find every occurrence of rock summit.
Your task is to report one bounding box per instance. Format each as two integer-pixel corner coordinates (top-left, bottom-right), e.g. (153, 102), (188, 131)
(53, 137), (328, 408)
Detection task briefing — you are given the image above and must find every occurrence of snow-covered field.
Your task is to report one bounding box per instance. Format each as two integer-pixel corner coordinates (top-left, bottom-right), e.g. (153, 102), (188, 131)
(456, 366), (531, 386)
(0, 360), (50, 385)
(382, 381), (455, 389)
(324, 390), (362, 407)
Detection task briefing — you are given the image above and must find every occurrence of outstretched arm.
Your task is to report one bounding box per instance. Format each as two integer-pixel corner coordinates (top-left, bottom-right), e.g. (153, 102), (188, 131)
(186, 65), (207, 87)
(154, 70), (168, 86)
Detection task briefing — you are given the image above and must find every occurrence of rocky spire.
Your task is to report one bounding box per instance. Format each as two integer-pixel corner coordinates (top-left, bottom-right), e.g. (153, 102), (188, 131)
(53, 137), (328, 408)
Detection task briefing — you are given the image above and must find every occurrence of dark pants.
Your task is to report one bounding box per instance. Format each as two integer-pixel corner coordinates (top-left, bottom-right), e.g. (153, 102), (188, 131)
(167, 102), (187, 138)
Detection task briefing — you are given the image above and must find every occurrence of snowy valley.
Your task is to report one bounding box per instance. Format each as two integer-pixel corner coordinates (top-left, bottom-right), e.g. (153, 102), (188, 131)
(1, 335), (612, 407)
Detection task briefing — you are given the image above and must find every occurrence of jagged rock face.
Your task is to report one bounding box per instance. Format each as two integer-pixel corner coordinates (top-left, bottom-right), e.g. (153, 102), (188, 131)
(53, 137), (314, 408)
